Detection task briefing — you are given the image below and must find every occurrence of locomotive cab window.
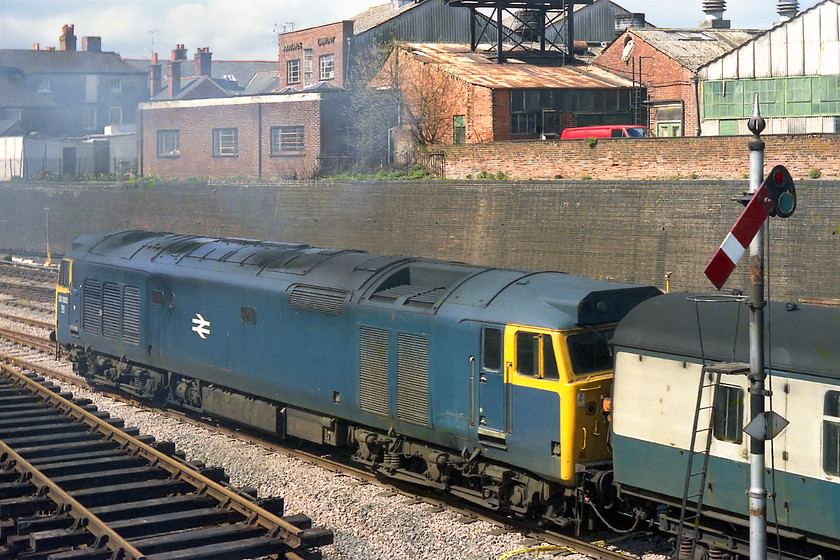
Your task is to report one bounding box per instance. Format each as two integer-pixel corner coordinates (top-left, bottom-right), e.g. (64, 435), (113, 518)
(515, 331), (559, 380)
(482, 328), (502, 372)
(714, 384), (744, 444)
(823, 391), (840, 476)
(58, 260), (71, 288)
(566, 329), (614, 375)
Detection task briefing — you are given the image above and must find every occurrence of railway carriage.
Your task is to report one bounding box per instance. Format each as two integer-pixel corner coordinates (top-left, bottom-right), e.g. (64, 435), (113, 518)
(611, 292), (840, 557)
(54, 231), (659, 524)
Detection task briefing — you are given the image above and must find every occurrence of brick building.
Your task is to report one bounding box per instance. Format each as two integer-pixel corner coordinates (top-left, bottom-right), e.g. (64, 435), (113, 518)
(138, 92), (349, 180)
(278, 21), (354, 89)
(377, 42), (638, 145)
(593, 27), (757, 137)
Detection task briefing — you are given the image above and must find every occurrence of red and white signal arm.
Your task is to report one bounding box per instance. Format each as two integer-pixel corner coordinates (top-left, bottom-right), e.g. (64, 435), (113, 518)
(704, 165), (796, 290)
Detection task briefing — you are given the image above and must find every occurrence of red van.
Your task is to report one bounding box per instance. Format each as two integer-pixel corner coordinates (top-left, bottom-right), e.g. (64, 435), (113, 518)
(560, 125), (653, 139)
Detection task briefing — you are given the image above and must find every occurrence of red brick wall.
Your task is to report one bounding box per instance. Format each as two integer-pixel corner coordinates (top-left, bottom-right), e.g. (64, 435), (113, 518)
(441, 134), (840, 180)
(140, 96), (331, 179)
(594, 31), (699, 136)
(278, 21), (353, 87)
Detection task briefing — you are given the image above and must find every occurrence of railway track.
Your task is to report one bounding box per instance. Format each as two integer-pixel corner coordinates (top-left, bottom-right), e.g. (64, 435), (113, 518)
(0, 360), (333, 560)
(0, 322), (652, 560)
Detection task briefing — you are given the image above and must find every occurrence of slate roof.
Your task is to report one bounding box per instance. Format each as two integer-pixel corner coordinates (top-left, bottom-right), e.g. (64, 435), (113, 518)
(126, 58), (278, 90)
(396, 42), (634, 89)
(0, 69), (55, 108)
(623, 28), (760, 72)
(0, 49), (145, 75)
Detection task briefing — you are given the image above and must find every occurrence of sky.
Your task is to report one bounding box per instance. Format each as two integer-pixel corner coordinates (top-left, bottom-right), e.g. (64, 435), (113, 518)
(0, 0), (825, 61)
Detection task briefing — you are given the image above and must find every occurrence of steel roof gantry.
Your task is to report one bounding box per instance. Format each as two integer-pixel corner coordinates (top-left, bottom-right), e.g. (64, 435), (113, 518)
(444, 0), (594, 63)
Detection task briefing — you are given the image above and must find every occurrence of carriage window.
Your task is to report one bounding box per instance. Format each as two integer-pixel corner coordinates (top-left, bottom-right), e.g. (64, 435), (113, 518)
(515, 331), (558, 380)
(482, 328), (502, 372)
(823, 391), (840, 476)
(714, 384), (744, 444)
(567, 329), (614, 375)
(241, 306), (257, 325)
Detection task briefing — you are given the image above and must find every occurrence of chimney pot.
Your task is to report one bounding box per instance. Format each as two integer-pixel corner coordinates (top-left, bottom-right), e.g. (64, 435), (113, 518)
(60, 24), (77, 51)
(32, 43), (40, 50)
(194, 47), (212, 77)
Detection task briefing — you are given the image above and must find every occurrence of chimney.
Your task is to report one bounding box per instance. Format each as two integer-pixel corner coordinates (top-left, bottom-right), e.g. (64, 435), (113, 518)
(150, 61), (163, 98)
(81, 36), (102, 52)
(171, 43), (187, 61)
(168, 60), (181, 98)
(194, 47), (212, 77)
(699, 1), (730, 29)
(32, 43), (40, 50)
(778, 1), (799, 21)
(60, 24), (77, 51)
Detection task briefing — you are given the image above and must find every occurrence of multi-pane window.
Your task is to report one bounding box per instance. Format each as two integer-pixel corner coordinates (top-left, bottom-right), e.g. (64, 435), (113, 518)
(38, 78), (52, 93)
(157, 130), (180, 157)
(453, 115), (466, 143)
(213, 128), (238, 157)
(304, 49), (313, 86)
(515, 331), (559, 380)
(109, 106), (123, 126)
(319, 54), (335, 80)
(287, 59), (301, 84)
(270, 126), (304, 155)
(824, 391), (840, 475)
(714, 384), (744, 444)
(110, 79), (122, 93)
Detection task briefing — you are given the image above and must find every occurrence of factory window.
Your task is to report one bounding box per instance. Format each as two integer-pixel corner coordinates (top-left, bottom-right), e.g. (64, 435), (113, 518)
(453, 115), (466, 144)
(157, 130), (180, 157)
(823, 391), (840, 476)
(213, 128), (238, 157)
(713, 384), (744, 444)
(240, 306), (257, 325)
(270, 126), (304, 155)
(515, 331), (559, 380)
(287, 59), (301, 84)
(319, 54), (334, 80)
(304, 49), (313, 86)
(482, 327), (502, 372)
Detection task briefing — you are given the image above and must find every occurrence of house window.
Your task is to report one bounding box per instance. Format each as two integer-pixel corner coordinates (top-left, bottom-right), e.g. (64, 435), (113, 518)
(319, 54), (335, 80)
(157, 130), (180, 157)
(108, 107), (123, 126)
(82, 105), (97, 130)
(110, 79), (122, 93)
(714, 384), (744, 444)
(287, 59), (301, 84)
(38, 78), (52, 93)
(453, 115), (466, 143)
(304, 49), (313, 86)
(271, 126), (305, 155)
(824, 391), (840, 476)
(213, 128), (238, 157)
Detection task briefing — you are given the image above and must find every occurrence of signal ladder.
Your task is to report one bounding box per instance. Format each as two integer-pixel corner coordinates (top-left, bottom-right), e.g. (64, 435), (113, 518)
(675, 361), (749, 560)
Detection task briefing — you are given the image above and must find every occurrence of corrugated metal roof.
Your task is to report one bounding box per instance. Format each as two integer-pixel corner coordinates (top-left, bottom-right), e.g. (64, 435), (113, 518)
(398, 42), (634, 88)
(627, 28), (760, 72)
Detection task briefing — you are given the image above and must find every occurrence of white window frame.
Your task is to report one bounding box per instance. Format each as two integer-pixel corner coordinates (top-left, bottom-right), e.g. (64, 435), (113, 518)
(82, 105), (97, 131)
(213, 128), (238, 157)
(270, 126), (305, 155)
(287, 59), (301, 84)
(109, 106), (123, 126)
(319, 54), (335, 81)
(157, 130), (180, 157)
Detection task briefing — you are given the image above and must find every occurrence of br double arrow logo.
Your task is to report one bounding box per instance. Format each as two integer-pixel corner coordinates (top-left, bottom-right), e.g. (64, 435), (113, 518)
(191, 313), (211, 339)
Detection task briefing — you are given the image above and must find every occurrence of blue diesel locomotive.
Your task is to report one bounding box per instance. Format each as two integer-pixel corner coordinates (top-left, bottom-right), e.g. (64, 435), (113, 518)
(54, 231), (659, 526)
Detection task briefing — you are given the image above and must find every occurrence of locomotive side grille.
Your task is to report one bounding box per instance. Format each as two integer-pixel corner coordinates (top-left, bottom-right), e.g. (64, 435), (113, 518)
(102, 282), (122, 340)
(289, 286), (348, 315)
(359, 326), (389, 417)
(397, 333), (429, 427)
(123, 286), (141, 345)
(82, 279), (102, 335)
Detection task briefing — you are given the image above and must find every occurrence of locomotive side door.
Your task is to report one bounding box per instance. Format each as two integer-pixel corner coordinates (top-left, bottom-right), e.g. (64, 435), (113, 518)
(477, 325), (507, 447)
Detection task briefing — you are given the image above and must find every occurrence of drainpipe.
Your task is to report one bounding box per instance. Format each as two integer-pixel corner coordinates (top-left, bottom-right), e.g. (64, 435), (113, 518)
(693, 74), (702, 136)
